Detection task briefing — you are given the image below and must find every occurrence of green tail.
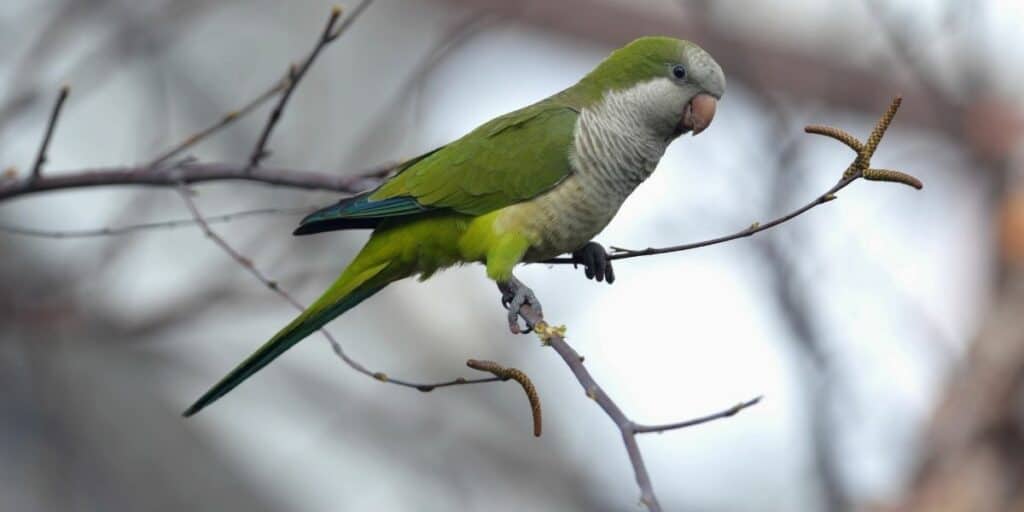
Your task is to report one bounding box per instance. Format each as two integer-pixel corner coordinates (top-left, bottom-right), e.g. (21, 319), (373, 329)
(183, 260), (396, 417)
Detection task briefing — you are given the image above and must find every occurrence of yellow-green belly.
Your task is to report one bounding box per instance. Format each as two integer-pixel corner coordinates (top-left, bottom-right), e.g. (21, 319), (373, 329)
(361, 175), (626, 284)
(482, 174), (623, 262)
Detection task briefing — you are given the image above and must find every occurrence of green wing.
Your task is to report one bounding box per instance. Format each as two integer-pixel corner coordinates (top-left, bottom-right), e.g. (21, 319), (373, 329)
(294, 101), (578, 235)
(373, 101), (578, 214)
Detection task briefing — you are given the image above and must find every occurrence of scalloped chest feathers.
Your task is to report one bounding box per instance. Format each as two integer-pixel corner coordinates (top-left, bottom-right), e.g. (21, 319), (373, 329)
(496, 90), (672, 261)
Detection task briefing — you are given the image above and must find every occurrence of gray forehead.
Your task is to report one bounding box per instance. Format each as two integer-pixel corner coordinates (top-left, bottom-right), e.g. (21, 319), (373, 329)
(685, 45), (726, 98)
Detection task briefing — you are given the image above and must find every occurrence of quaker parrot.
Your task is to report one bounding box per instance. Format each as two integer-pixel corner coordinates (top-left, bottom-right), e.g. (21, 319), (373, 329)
(184, 36), (725, 416)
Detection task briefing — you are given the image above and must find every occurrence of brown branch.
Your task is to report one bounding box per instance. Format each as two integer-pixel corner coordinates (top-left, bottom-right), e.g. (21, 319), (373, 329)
(466, 358), (543, 437)
(148, 82), (286, 168)
(154, 2), (373, 170)
(544, 96), (920, 265)
(632, 396), (762, 434)
(345, 11), (497, 158)
(173, 182), (499, 393)
(518, 313), (758, 512)
(248, 1), (373, 168)
(30, 86), (69, 181)
(0, 161), (393, 202)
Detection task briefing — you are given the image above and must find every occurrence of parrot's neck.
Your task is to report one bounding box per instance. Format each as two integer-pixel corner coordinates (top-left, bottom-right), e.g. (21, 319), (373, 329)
(571, 79), (677, 199)
(495, 81), (684, 262)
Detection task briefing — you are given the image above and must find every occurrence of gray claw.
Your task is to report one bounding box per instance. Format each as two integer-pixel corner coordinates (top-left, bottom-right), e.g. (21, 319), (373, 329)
(497, 276), (542, 334)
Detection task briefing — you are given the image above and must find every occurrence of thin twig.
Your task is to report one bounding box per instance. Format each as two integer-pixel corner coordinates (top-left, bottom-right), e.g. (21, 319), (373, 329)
(148, 82), (287, 168)
(174, 182), (498, 393)
(520, 313), (758, 512)
(248, 2), (373, 168)
(544, 96), (920, 265)
(30, 86), (69, 181)
(0, 206), (314, 239)
(466, 358), (543, 437)
(346, 11), (497, 158)
(862, 0), (956, 113)
(598, 178), (851, 261)
(633, 396), (763, 434)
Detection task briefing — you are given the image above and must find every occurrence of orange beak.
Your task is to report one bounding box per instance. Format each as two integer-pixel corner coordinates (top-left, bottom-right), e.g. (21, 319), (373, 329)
(680, 93), (717, 135)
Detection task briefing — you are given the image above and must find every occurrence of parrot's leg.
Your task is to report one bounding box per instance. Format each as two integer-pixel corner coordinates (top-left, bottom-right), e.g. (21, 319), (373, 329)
(498, 275), (542, 334)
(572, 241), (615, 284)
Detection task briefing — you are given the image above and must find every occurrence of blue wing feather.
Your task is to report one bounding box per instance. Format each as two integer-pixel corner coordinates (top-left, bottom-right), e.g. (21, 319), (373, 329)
(293, 193), (430, 235)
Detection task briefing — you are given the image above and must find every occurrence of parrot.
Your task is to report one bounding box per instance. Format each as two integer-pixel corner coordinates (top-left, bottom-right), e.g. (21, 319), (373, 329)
(183, 36), (725, 416)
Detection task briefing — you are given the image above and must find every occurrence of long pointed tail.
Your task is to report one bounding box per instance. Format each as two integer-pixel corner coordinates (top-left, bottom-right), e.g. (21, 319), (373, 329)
(183, 260), (397, 417)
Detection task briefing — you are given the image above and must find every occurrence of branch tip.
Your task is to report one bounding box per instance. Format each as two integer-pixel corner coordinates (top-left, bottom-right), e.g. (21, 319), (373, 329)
(30, 86), (71, 180)
(247, 2), (369, 168)
(633, 394), (763, 435)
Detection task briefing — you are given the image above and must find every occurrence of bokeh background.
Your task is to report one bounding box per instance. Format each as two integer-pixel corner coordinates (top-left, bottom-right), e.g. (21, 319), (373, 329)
(2, 0), (1023, 511)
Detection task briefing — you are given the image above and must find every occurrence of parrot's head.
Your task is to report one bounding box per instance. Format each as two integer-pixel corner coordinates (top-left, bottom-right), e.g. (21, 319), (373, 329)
(576, 37), (725, 140)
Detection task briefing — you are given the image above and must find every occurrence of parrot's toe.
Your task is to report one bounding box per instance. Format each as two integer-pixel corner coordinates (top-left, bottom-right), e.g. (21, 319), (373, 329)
(572, 241), (615, 285)
(498, 276), (542, 334)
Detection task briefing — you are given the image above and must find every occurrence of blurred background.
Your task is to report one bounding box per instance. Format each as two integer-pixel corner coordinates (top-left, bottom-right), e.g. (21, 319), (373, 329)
(2, 0), (1023, 510)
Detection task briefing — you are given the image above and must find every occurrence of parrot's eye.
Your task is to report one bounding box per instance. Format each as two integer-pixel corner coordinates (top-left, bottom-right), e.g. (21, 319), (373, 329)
(671, 64), (687, 80)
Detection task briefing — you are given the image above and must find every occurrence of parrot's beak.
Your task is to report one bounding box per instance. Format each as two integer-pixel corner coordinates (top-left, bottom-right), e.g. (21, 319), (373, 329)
(680, 93), (717, 135)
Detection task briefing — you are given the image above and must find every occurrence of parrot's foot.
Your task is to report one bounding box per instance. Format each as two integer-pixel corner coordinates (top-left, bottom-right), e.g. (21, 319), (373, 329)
(572, 241), (615, 284)
(498, 276), (542, 335)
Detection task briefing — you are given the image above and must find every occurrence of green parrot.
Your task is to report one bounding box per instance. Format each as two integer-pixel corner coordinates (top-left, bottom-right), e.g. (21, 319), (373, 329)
(184, 36), (725, 416)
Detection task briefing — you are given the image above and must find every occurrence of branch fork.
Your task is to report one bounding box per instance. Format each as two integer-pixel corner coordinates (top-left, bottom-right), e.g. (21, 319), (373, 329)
(805, 96), (922, 189)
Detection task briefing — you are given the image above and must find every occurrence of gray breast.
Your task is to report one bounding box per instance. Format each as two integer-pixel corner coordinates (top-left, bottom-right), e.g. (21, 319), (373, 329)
(520, 94), (671, 261)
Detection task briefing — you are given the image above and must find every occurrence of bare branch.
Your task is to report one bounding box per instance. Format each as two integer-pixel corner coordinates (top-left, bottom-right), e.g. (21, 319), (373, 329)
(150, 2), (372, 170)
(0, 161), (393, 202)
(514, 307), (758, 512)
(248, 1), (373, 168)
(30, 86), (70, 181)
(633, 396), (762, 434)
(862, 0), (956, 113)
(148, 82), (286, 168)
